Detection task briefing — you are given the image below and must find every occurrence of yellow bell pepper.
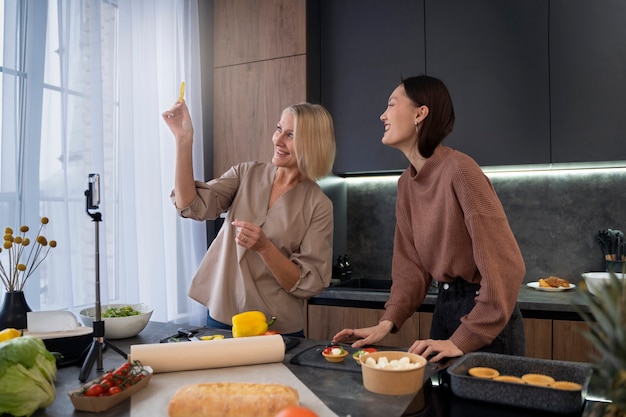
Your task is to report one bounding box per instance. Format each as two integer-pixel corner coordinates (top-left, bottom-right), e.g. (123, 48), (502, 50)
(231, 311), (276, 338)
(0, 328), (21, 343)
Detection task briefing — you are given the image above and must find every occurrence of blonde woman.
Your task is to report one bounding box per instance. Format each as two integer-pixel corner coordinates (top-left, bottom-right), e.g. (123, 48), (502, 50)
(162, 101), (336, 337)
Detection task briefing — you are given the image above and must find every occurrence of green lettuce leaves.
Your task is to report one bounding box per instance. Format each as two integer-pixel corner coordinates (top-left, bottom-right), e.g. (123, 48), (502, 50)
(0, 336), (57, 416)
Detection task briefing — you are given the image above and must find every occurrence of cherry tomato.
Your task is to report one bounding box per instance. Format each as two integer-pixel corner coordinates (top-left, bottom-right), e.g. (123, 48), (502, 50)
(108, 386), (123, 395)
(322, 346), (340, 355)
(362, 347), (377, 353)
(99, 379), (112, 394)
(85, 383), (104, 397)
(113, 362), (131, 377)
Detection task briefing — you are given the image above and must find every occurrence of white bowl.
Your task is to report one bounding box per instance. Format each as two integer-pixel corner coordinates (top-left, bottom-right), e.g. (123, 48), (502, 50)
(79, 303), (153, 339)
(581, 272), (626, 296)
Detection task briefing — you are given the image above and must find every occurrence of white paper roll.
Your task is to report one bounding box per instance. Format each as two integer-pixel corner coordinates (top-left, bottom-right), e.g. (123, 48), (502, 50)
(129, 334), (285, 373)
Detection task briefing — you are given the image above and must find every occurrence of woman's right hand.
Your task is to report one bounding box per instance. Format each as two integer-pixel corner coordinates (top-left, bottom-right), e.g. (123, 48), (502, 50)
(162, 100), (194, 142)
(331, 320), (394, 349)
(163, 100), (197, 209)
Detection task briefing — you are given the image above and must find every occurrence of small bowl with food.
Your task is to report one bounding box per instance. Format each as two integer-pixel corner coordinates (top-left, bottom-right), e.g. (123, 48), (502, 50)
(321, 345), (348, 363)
(360, 351), (427, 395)
(79, 303), (153, 339)
(352, 347), (378, 364)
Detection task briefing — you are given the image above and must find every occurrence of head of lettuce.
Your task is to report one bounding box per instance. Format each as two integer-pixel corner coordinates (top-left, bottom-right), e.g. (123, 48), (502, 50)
(0, 335), (57, 416)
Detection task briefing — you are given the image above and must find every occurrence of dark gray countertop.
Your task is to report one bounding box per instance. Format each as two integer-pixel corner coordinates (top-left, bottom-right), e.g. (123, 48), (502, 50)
(33, 321), (608, 417)
(34, 322), (422, 417)
(313, 283), (590, 320)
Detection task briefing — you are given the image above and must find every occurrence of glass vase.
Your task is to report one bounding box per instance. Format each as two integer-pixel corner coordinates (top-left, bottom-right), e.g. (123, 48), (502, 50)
(0, 291), (32, 330)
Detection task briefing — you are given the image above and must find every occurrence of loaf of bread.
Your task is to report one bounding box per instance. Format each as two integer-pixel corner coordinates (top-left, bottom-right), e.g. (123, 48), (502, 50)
(167, 382), (299, 417)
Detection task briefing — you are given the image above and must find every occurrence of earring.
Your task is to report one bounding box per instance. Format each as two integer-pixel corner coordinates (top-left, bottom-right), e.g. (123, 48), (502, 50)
(415, 123), (419, 133)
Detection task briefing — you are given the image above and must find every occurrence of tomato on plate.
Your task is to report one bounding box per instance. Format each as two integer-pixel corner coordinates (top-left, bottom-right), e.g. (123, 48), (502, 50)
(362, 347), (377, 353)
(274, 406), (319, 417)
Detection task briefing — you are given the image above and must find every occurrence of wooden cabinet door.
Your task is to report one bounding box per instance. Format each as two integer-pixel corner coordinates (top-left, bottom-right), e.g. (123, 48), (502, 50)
(552, 320), (596, 362)
(212, 0), (307, 177)
(419, 312), (432, 341)
(523, 318), (552, 360)
(307, 305), (420, 348)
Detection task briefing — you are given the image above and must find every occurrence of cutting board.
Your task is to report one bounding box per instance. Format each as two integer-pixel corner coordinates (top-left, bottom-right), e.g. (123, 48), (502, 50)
(290, 344), (449, 385)
(290, 344), (405, 373)
(131, 362), (338, 417)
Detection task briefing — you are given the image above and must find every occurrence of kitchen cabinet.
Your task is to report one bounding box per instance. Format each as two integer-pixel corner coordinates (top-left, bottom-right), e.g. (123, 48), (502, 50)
(212, 0), (307, 177)
(523, 318), (552, 360)
(549, 0), (626, 163)
(524, 318), (596, 362)
(425, 0), (550, 167)
(307, 305), (430, 348)
(309, 305), (595, 362)
(552, 320), (596, 362)
(309, 1), (626, 172)
(311, 0), (550, 173)
(313, 0), (425, 174)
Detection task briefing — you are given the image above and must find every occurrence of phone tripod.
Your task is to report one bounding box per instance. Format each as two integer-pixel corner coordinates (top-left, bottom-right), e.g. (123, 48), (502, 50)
(79, 188), (127, 382)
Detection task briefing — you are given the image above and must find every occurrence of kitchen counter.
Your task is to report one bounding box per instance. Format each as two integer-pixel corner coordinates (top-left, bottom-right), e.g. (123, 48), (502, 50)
(33, 321), (611, 417)
(313, 282), (590, 320)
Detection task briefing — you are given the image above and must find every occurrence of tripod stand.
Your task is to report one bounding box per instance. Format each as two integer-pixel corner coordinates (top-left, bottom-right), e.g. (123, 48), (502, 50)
(79, 182), (127, 382)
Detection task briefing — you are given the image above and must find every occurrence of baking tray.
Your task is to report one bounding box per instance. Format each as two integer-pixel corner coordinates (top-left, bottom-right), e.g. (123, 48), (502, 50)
(447, 352), (593, 414)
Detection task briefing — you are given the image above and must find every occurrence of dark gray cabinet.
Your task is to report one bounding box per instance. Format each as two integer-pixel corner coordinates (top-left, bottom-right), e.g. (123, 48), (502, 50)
(310, 1), (625, 173)
(550, 0), (626, 163)
(312, 0), (425, 174)
(425, 0), (550, 167)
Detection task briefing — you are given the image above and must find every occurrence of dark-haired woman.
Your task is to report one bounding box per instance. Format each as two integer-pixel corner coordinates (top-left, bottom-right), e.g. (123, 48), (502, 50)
(332, 75), (525, 362)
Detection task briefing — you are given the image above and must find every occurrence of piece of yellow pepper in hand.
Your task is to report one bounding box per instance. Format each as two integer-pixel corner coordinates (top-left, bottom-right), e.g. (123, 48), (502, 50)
(231, 311), (277, 338)
(0, 328), (21, 343)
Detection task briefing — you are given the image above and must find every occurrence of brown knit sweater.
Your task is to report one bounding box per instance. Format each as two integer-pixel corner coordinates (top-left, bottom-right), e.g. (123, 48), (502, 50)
(381, 146), (525, 353)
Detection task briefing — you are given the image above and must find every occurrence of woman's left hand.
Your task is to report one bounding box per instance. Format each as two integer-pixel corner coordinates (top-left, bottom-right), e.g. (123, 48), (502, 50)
(232, 219), (267, 251)
(408, 338), (463, 363)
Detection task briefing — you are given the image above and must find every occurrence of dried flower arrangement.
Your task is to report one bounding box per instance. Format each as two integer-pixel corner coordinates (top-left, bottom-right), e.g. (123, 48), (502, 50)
(0, 217), (57, 292)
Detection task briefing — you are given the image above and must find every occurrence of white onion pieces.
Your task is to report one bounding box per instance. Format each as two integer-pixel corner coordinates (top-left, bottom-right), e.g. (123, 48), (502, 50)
(365, 355), (419, 370)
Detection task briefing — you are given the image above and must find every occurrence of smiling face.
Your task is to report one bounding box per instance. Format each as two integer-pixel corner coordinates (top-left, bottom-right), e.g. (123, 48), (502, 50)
(271, 110), (297, 169)
(380, 84), (422, 153)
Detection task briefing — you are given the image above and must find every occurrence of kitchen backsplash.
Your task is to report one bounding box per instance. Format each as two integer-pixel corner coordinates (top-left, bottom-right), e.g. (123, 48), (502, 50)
(321, 166), (626, 285)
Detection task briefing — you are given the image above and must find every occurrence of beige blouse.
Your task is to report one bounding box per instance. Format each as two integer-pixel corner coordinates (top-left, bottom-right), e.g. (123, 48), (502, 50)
(171, 162), (334, 333)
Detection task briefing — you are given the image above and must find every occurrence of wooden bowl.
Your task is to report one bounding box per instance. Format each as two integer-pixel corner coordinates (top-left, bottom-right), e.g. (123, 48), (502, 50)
(360, 351), (427, 395)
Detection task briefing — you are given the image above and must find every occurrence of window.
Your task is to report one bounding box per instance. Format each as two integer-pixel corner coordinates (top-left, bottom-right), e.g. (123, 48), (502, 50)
(1, 0), (206, 324)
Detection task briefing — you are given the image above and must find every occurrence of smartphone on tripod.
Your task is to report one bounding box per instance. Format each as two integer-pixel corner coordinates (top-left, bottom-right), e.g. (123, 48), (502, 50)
(87, 173), (100, 210)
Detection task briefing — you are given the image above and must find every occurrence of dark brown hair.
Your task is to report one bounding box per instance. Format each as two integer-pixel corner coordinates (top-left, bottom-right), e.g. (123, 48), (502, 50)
(402, 75), (455, 158)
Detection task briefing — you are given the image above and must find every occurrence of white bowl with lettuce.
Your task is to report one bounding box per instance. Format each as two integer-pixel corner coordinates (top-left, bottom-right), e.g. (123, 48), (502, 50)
(79, 303), (152, 339)
(0, 336), (57, 417)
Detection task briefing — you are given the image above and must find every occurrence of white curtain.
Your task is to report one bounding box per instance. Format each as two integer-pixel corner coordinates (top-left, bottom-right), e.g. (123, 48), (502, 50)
(0, 0), (207, 326)
(117, 0), (207, 325)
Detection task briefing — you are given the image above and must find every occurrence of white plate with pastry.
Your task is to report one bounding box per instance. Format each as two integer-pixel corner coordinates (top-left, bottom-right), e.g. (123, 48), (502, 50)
(527, 282), (576, 292)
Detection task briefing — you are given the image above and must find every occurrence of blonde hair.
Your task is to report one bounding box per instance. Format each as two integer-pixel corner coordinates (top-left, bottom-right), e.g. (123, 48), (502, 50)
(283, 103), (336, 181)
